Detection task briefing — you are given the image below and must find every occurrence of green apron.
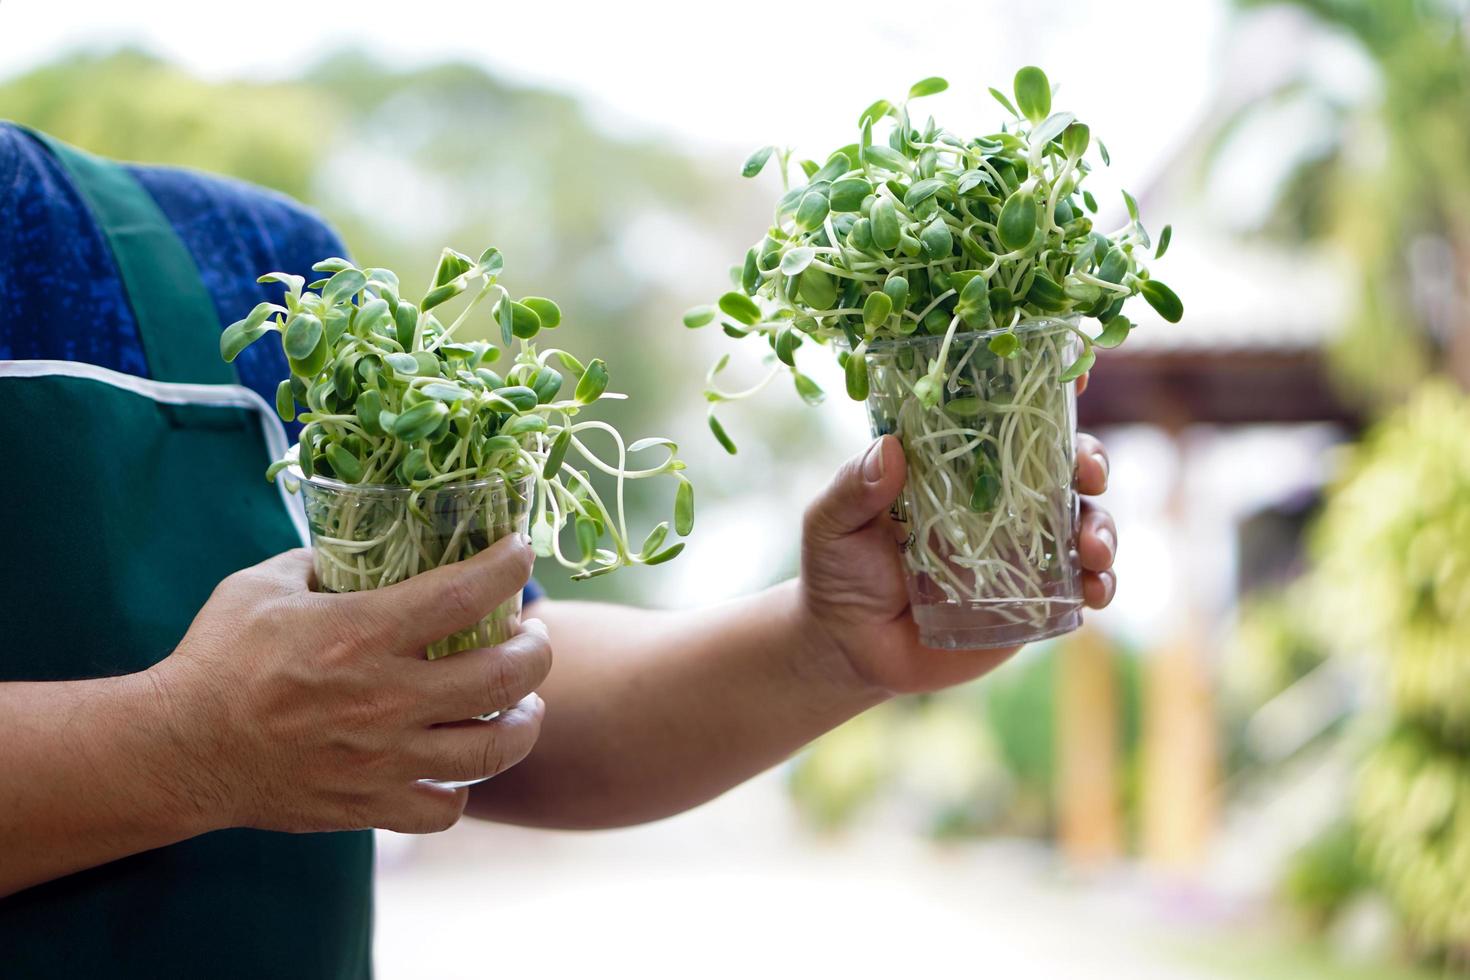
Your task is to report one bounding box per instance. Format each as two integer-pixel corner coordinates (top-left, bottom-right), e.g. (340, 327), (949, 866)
(0, 133), (373, 979)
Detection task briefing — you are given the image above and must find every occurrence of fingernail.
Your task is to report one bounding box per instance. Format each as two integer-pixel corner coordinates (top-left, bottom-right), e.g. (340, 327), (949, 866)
(1098, 526), (1116, 561)
(863, 440), (886, 483)
(1091, 452), (1109, 483)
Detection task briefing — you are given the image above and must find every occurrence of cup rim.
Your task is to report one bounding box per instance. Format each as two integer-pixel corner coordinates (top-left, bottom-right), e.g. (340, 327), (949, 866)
(863, 314), (1079, 352)
(289, 463), (534, 497)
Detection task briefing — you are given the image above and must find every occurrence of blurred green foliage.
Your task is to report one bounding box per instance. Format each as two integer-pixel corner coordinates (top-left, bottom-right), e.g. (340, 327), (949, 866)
(788, 642), (1145, 841)
(1279, 822), (1370, 931)
(0, 47), (773, 603)
(1264, 382), (1470, 963)
(1219, 0), (1470, 404)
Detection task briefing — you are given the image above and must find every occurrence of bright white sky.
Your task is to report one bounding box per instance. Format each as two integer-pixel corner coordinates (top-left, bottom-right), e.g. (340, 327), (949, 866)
(1, 0), (1226, 189)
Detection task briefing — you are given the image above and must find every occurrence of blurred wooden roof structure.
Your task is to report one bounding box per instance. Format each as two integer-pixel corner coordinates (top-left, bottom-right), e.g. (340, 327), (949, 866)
(1079, 345), (1363, 430)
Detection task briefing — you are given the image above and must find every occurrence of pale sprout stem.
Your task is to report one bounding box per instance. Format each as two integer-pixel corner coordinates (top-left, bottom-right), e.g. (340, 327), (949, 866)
(866, 320), (1079, 629)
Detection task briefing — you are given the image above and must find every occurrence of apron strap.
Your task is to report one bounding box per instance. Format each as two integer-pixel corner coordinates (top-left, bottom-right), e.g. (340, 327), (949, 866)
(25, 129), (235, 386)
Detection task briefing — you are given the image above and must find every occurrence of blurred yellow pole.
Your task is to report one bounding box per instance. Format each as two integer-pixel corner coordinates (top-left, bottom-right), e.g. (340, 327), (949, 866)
(1140, 625), (1218, 869)
(1055, 625), (1122, 866)
(1140, 428), (1219, 871)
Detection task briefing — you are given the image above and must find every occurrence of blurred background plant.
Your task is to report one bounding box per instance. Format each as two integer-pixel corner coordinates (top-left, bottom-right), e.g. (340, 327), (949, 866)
(1206, 0), (1470, 405)
(4, 1), (1469, 976)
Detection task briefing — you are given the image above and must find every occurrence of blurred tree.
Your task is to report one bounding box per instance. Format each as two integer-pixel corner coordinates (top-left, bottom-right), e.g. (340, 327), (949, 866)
(0, 48), (767, 603)
(0, 48), (324, 198)
(1215, 0), (1470, 404)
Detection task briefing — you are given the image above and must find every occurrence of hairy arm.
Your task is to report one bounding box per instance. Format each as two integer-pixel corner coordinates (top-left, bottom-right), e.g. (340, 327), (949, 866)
(0, 674), (211, 897)
(468, 583), (883, 829)
(470, 434), (1116, 829)
(0, 540), (546, 897)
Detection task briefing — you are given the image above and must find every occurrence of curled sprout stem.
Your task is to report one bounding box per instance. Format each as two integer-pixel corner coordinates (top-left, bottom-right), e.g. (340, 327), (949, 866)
(223, 246), (694, 657)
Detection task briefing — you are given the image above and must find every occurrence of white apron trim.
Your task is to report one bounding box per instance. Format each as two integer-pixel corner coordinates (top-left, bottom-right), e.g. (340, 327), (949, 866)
(0, 359), (309, 545)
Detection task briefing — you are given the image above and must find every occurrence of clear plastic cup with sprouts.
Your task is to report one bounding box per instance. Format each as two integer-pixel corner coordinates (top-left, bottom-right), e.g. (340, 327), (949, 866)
(863, 316), (1084, 649)
(295, 469), (534, 659)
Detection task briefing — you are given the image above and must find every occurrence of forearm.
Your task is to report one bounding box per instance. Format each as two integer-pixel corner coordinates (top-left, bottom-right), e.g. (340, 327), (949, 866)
(0, 670), (215, 897)
(467, 580), (886, 828)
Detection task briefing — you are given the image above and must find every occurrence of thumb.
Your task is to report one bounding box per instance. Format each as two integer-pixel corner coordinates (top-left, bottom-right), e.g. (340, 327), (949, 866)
(803, 435), (907, 545)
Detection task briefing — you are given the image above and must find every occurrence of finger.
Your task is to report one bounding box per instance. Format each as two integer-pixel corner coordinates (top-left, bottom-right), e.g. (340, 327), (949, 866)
(413, 693), (545, 784)
(1078, 501), (1117, 573)
(333, 534), (535, 655)
(1075, 371), (1089, 397)
(1075, 433), (1109, 496)
(1083, 569), (1116, 609)
(377, 781), (469, 835)
(803, 435), (907, 545)
(410, 620), (553, 724)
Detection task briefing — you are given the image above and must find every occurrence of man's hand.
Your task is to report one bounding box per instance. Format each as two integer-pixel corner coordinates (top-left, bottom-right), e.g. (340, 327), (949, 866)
(799, 431), (1116, 696)
(148, 535), (550, 836)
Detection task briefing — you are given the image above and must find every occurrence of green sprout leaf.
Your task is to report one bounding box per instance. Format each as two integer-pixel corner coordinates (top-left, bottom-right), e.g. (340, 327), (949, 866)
(674, 478), (695, 536)
(862, 290), (893, 330)
(1141, 279), (1184, 322)
(970, 459), (1001, 512)
(683, 305), (716, 329)
(283, 313), (324, 361)
(1013, 66), (1051, 124)
(221, 303), (278, 362)
(719, 291), (762, 326)
(258, 272), (305, 296)
(392, 400), (448, 442)
(274, 379), (295, 423)
(643, 542), (685, 566)
(829, 177), (871, 212)
(988, 332), (1020, 358)
(1121, 188), (1140, 223)
(793, 372), (825, 406)
(423, 279), (466, 312)
(998, 187), (1038, 251)
(870, 197), (901, 251)
(742, 145), (776, 178)
(323, 269), (368, 307)
(433, 247), (474, 287)
(857, 99), (893, 129)
(1095, 315), (1133, 349)
(509, 301), (542, 339)
(1155, 224), (1173, 259)
(908, 76), (949, 99)
(1062, 122), (1090, 158)
(781, 246), (818, 277)
(521, 297), (562, 328)
(1059, 346), (1096, 383)
(575, 358), (610, 403)
(639, 522), (670, 559)
(844, 350), (869, 400)
(708, 411), (737, 455)
(325, 444), (363, 484)
(1031, 112), (1076, 147)
(988, 86), (1020, 118)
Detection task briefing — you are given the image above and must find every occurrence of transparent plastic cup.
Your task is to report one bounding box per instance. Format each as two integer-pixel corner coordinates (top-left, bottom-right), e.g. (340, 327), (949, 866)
(296, 470), (534, 659)
(295, 470), (535, 789)
(863, 317), (1084, 649)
